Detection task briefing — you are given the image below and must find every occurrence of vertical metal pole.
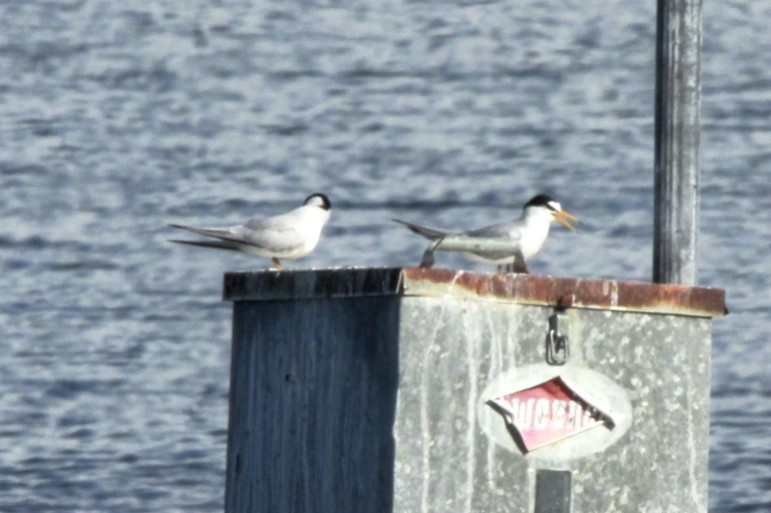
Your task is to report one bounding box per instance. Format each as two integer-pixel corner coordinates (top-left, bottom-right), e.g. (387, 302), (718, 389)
(653, 0), (703, 285)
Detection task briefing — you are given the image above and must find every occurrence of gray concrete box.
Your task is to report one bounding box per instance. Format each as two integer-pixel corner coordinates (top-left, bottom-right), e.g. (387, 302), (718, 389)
(222, 267), (725, 513)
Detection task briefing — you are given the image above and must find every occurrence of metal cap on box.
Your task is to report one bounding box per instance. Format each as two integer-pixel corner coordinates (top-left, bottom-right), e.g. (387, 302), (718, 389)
(224, 267), (726, 318)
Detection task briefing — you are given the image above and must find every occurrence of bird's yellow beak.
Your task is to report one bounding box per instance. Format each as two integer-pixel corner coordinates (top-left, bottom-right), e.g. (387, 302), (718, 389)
(553, 210), (579, 231)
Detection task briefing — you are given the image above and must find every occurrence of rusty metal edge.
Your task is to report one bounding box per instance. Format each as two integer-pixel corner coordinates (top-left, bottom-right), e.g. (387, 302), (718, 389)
(223, 267), (726, 318)
(401, 268), (726, 318)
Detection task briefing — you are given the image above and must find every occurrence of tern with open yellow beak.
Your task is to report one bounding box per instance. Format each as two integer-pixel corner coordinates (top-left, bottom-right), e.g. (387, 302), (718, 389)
(393, 194), (579, 273)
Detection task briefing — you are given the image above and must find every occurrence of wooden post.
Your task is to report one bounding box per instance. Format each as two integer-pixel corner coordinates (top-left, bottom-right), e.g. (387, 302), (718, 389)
(222, 268), (725, 513)
(653, 0), (703, 285)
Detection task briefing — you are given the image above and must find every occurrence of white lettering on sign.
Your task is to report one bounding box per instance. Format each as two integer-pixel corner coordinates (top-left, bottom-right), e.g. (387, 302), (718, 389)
(481, 370), (629, 456)
(551, 400), (566, 429)
(502, 397), (600, 431)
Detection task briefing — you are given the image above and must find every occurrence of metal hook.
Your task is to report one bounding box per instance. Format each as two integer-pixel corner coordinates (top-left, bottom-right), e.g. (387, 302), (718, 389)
(546, 312), (569, 365)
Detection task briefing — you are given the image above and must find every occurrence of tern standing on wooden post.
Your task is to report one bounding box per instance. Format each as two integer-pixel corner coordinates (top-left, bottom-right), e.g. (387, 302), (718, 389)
(169, 193), (331, 269)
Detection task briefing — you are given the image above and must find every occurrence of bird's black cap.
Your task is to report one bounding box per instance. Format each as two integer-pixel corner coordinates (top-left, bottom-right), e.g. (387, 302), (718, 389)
(524, 194), (558, 210)
(304, 193), (331, 210)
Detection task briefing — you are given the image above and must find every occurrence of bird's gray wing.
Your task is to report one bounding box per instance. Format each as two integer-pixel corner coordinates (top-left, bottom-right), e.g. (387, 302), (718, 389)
(168, 223), (244, 242)
(168, 239), (241, 251)
(392, 219), (455, 240)
(464, 221), (524, 260)
(465, 221), (523, 240)
(233, 221), (306, 253)
(170, 216), (306, 253)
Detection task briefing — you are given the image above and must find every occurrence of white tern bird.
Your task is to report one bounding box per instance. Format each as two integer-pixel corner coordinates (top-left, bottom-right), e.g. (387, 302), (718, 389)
(169, 193), (331, 269)
(393, 194), (578, 273)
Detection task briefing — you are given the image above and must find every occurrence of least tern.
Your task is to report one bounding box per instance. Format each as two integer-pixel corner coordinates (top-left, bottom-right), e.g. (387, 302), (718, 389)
(169, 193), (331, 269)
(393, 194), (578, 273)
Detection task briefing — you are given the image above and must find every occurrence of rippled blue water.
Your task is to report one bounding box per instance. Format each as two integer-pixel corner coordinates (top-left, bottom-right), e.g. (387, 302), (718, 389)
(1, 1), (769, 512)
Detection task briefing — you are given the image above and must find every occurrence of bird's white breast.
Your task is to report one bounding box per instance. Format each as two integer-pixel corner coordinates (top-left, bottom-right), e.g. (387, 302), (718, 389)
(518, 214), (552, 260)
(294, 207), (330, 254)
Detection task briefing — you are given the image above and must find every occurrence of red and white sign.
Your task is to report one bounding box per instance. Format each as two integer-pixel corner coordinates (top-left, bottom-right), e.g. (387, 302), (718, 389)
(487, 376), (612, 452)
